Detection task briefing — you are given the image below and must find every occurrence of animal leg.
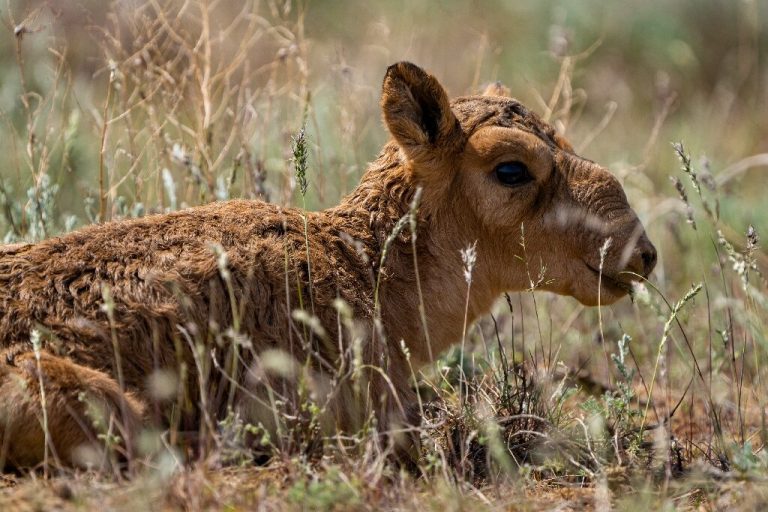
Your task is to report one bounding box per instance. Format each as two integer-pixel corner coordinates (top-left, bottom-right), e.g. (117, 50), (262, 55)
(0, 350), (145, 470)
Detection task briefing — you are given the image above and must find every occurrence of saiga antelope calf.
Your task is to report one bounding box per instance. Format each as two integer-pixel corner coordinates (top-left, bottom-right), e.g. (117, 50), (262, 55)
(0, 62), (656, 469)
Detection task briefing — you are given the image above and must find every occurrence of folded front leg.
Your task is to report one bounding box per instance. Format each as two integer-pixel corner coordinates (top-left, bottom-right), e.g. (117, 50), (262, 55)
(0, 349), (145, 470)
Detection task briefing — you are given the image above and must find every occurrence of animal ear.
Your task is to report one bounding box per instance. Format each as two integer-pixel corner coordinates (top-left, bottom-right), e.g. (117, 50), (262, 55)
(381, 62), (463, 163)
(481, 81), (511, 98)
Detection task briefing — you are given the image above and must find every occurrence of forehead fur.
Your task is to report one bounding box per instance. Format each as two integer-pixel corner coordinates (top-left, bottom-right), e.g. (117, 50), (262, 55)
(451, 96), (564, 150)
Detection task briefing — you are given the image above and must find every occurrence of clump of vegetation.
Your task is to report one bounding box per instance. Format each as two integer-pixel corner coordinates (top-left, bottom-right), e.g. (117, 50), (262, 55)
(0, 0), (766, 510)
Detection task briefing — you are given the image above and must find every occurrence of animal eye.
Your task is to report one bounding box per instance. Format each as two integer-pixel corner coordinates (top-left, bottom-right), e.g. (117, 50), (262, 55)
(494, 161), (532, 187)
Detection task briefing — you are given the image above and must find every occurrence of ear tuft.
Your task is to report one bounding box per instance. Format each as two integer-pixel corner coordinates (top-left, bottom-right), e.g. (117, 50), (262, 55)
(381, 62), (461, 161)
(481, 81), (512, 98)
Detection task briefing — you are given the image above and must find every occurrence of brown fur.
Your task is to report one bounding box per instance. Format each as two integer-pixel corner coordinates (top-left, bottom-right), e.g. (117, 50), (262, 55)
(0, 62), (656, 469)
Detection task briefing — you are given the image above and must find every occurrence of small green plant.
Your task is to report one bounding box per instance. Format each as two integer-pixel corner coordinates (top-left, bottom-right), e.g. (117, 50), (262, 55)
(577, 333), (645, 462)
(217, 410), (273, 466)
(0, 2), (766, 510)
(287, 466), (361, 510)
(608, 334), (640, 434)
(292, 122), (317, 356)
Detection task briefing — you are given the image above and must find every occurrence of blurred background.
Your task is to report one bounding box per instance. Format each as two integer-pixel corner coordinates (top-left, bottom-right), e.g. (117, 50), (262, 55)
(0, 0), (766, 457)
(2, 1), (765, 210)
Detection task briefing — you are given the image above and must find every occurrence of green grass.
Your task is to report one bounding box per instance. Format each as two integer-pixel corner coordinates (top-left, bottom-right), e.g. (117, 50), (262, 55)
(0, 0), (767, 510)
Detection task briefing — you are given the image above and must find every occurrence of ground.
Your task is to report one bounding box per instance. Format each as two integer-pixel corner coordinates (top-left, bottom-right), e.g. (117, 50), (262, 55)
(0, 0), (766, 510)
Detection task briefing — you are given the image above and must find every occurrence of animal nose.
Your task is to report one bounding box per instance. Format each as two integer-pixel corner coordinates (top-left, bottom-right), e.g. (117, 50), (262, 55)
(637, 235), (657, 277)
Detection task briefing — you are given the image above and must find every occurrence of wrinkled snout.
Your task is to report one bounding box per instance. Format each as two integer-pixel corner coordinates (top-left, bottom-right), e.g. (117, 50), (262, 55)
(555, 154), (659, 306)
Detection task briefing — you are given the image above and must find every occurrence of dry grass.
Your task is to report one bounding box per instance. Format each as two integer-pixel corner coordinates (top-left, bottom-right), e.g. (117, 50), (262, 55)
(0, 0), (767, 510)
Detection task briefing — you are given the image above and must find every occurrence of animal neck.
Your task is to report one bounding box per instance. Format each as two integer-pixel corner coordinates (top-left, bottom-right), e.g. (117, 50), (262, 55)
(329, 144), (504, 365)
(376, 227), (504, 365)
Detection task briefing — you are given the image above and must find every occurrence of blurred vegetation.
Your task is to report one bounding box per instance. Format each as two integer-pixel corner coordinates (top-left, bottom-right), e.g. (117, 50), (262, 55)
(1, 1), (765, 217)
(0, 0), (766, 509)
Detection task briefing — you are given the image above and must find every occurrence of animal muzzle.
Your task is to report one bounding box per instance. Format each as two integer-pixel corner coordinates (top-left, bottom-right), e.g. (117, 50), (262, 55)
(634, 232), (657, 278)
(615, 225), (657, 280)
(575, 223), (657, 306)
(570, 161), (657, 283)
(578, 216), (657, 298)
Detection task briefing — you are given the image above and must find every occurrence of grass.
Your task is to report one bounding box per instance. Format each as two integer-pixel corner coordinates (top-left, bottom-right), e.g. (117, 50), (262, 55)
(0, 0), (767, 510)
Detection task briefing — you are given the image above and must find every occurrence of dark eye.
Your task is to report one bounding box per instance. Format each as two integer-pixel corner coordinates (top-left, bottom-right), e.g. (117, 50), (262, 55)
(494, 161), (532, 187)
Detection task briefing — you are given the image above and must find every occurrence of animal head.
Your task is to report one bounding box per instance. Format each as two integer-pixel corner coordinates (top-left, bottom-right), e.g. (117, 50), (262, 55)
(380, 62), (656, 306)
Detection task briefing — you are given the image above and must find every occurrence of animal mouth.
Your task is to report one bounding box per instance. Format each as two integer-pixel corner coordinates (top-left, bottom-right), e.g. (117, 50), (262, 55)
(585, 264), (635, 295)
